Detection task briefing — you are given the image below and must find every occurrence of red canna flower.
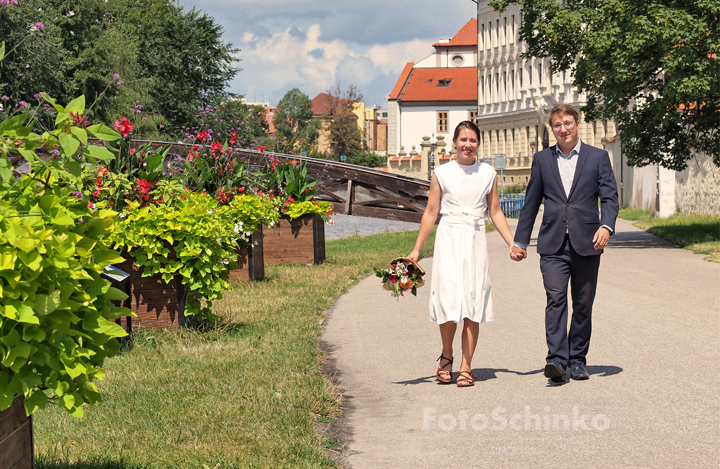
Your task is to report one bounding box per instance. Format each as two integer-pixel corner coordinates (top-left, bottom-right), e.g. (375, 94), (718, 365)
(230, 131), (237, 145)
(114, 116), (133, 137)
(211, 141), (223, 153)
(70, 112), (91, 128)
(197, 131), (208, 142)
(257, 145), (266, 153)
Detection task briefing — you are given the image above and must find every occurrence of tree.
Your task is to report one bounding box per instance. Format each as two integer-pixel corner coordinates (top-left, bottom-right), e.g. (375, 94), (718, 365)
(194, 99), (269, 148)
(273, 88), (319, 151)
(492, 0), (720, 170)
(323, 83), (363, 160)
(124, 2), (240, 132)
(0, 1), (69, 106)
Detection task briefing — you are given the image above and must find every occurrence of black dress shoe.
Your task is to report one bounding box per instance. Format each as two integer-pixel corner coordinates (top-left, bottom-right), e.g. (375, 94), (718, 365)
(548, 376), (566, 386)
(544, 361), (566, 379)
(570, 362), (589, 380)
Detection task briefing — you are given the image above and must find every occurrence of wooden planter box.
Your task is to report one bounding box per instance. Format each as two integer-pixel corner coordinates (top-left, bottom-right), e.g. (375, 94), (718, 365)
(0, 395), (33, 469)
(262, 213), (325, 265)
(229, 227), (264, 282)
(115, 252), (186, 332)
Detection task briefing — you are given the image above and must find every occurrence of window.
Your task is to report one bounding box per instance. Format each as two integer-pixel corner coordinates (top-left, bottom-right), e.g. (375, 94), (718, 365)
(519, 67), (523, 88)
(503, 17), (507, 44)
(511, 176), (514, 183)
(496, 20), (500, 44)
(451, 55), (464, 66)
(511, 70), (515, 97)
(519, 13), (523, 42)
(503, 72), (507, 100)
(480, 76), (485, 103)
(526, 126), (530, 152)
(528, 66), (533, 85)
(511, 15), (515, 43)
(437, 78), (452, 87)
(488, 22), (492, 48)
(481, 24), (485, 49)
(468, 110), (477, 123)
(496, 73), (499, 97)
(437, 111), (448, 133)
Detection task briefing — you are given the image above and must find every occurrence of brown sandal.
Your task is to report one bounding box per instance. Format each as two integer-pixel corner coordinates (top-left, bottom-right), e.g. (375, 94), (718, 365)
(456, 370), (477, 387)
(436, 354), (453, 384)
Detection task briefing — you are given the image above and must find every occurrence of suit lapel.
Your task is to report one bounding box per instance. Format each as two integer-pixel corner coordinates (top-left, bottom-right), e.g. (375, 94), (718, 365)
(547, 148), (566, 200)
(567, 143), (589, 201)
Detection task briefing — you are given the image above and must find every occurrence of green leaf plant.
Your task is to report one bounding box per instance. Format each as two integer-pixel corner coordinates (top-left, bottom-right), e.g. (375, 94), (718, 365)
(0, 174), (131, 417)
(0, 94), (136, 417)
(109, 191), (279, 319)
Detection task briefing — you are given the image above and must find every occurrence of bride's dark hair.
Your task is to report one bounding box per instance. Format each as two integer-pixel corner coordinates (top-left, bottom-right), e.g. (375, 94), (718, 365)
(453, 120), (481, 142)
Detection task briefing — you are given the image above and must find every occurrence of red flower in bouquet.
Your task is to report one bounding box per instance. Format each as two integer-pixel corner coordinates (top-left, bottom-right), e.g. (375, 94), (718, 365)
(114, 116), (133, 137)
(211, 141), (223, 154)
(230, 131), (237, 145)
(197, 131), (208, 142)
(375, 258), (426, 300)
(257, 145), (266, 153)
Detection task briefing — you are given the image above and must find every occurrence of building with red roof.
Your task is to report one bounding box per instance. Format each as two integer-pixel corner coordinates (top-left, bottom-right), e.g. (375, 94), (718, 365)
(386, 19), (479, 176)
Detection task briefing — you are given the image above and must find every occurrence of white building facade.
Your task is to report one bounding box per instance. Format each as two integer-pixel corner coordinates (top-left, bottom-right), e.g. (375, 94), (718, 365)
(476, 0), (617, 185)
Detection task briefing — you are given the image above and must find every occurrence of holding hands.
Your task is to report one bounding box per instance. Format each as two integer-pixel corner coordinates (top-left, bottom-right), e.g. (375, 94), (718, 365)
(510, 246), (527, 262)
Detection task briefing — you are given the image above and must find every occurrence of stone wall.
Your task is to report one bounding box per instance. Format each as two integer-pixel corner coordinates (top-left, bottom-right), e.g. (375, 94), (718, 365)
(675, 153), (720, 216)
(607, 137), (719, 216)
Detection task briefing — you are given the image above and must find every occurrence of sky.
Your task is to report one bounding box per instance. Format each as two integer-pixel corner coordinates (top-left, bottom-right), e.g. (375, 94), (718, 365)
(178, 0), (478, 108)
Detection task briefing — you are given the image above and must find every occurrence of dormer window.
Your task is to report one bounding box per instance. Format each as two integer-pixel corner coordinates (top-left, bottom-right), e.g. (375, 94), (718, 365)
(437, 79), (452, 87)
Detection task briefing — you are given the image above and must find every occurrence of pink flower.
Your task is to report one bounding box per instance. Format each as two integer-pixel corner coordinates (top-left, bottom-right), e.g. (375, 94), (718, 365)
(34, 22), (44, 30)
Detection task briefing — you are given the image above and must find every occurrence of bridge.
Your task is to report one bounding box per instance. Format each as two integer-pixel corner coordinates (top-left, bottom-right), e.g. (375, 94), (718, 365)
(134, 141), (433, 223)
(16, 140), (523, 222)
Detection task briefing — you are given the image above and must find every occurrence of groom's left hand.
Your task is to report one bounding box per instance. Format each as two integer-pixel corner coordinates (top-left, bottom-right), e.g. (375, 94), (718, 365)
(593, 227), (610, 250)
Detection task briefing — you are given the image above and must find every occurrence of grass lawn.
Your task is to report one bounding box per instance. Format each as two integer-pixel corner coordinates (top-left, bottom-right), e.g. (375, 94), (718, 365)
(34, 229), (435, 469)
(618, 208), (720, 262)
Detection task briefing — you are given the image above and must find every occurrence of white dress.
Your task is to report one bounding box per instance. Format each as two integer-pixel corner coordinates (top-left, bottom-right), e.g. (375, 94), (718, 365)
(430, 160), (497, 324)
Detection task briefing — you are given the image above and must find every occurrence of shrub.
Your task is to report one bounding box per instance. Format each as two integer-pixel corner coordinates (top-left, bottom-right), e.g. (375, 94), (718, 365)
(0, 175), (130, 417)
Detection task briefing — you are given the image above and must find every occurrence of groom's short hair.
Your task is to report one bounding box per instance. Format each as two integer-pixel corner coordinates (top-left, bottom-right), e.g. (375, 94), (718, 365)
(548, 104), (579, 126)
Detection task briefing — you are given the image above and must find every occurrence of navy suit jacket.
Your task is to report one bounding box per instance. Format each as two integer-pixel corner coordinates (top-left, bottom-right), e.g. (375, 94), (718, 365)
(515, 142), (619, 257)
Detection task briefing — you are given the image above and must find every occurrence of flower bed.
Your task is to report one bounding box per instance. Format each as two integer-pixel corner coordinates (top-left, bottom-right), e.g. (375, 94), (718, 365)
(114, 252), (186, 331)
(263, 213), (326, 265)
(0, 394), (33, 469)
(229, 228), (264, 282)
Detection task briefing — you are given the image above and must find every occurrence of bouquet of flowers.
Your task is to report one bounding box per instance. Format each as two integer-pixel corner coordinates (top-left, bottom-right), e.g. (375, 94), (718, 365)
(375, 257), (426, 299)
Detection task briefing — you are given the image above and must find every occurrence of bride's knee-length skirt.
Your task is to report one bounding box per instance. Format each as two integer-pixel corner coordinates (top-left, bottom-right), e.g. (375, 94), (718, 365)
(429, 221), (494, 324)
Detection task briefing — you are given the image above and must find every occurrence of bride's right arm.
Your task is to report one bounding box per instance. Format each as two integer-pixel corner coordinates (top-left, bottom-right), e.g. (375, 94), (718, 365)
(408, 175), (441, 262)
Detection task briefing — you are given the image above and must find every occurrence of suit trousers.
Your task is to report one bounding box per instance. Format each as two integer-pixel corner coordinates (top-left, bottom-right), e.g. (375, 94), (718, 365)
(539, 235), (601, 367)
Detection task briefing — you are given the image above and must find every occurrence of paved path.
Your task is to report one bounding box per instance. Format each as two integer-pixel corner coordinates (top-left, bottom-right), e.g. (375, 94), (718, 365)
(325, 214), (420, 240)
(322, 217), (720, 468)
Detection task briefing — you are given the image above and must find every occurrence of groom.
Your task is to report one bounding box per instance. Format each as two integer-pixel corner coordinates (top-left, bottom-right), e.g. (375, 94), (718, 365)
(511, 104), (618, 385)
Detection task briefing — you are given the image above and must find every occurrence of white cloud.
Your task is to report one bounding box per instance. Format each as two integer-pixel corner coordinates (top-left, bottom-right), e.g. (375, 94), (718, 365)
(180, 1), (477, 106)
(234, 23), (435, 106)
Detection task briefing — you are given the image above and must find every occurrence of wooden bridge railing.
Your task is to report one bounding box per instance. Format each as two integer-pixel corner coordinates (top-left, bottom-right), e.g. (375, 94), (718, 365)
(133, 141), (432, 223)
